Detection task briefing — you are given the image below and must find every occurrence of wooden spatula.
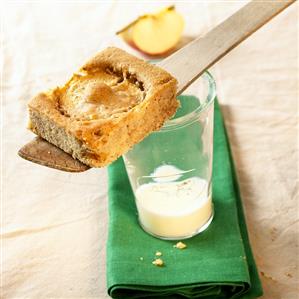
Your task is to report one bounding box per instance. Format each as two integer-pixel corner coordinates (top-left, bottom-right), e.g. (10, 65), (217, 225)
(18, 0), (295, 172)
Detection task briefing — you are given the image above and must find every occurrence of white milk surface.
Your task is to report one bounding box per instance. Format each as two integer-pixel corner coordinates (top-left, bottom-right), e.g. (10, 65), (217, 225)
(135, 175), (212, 238)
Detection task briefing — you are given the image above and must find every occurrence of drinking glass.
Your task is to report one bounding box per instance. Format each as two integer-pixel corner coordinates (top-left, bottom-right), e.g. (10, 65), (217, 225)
(123, 71), (216, 240)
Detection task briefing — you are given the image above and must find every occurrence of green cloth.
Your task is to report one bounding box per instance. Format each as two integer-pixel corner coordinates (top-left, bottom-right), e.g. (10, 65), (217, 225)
(107, 98), (263, 299)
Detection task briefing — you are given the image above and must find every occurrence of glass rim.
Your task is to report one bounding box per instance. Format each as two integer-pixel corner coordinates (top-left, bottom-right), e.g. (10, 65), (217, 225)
(161, 71), (216, 131)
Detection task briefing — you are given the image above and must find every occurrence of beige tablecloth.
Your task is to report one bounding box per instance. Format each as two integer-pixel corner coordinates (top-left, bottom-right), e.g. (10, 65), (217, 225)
(2, 1), (298, 299)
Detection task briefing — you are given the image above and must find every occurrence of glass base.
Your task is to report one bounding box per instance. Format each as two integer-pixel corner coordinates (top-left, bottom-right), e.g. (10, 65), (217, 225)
(138, 208), (214, 241)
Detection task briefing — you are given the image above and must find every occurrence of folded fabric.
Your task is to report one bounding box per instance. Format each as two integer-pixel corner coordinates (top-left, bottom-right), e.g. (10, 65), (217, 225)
(107, 97), (263, 299)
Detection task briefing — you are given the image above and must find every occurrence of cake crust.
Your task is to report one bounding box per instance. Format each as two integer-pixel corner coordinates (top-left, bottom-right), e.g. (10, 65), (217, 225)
(28, 47), (178, 167)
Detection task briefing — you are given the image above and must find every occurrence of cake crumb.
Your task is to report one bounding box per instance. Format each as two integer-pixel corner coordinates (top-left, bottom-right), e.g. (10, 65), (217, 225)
(260, 271), (277, 282)
(152, 258), (164, 267)
(174, 241), (187, 249)
(155, 251), (162, 256)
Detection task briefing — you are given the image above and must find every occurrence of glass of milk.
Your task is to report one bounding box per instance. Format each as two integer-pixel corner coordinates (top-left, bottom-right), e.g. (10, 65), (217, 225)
(123, 71), (216, 240)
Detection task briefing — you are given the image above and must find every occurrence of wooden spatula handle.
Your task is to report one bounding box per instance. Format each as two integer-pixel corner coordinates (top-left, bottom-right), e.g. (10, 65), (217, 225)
(158, 0), (295, 94)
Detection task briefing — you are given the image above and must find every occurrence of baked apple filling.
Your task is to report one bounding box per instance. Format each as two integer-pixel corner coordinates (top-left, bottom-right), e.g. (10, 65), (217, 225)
(58, 67), (145, 121)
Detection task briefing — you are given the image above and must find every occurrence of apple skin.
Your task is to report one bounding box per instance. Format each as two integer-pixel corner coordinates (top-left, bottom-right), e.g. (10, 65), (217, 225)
(119, 33), (178, 58)
(117, 6), (184, 57)
(119, 33), (176, 58)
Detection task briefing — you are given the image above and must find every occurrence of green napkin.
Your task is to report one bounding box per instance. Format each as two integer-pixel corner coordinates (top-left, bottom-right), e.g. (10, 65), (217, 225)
(107, 98), (263, 299)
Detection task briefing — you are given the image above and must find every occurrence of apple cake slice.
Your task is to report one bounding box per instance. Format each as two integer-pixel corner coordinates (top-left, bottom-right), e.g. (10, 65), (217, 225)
(28, 47), (178, 167)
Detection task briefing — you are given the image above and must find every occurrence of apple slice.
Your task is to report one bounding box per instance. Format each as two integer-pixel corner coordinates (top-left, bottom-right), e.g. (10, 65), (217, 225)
(117, 6), (184, 56)
(117, 15), (151, 46)
(117, 22), (135, 46)
(132, 6), (184, 55)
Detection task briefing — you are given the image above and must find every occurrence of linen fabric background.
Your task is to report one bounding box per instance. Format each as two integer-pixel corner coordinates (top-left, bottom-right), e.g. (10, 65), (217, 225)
(2, 1), (298, 299)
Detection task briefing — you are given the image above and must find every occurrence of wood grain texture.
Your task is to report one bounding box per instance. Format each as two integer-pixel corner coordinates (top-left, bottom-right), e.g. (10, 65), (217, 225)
(158, 0), (296, 94)
(18, 137), (90, 172)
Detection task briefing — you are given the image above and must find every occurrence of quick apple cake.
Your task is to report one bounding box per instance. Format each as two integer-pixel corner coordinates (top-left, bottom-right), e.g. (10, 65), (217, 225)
(28, 47), (178, 167)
